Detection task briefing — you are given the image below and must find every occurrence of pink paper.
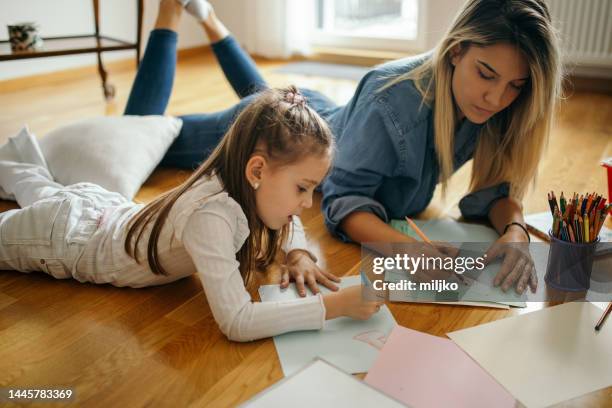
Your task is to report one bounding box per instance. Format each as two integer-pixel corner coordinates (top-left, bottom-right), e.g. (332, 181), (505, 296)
(365, 326), (515, 408)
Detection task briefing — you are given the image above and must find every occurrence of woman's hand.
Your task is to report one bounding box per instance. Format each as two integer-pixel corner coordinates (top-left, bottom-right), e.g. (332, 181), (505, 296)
(323, 285), (384, 320)
(282, 250), (340, 297)
(406, 241), (461, 282)
(485, 229), (537, 294)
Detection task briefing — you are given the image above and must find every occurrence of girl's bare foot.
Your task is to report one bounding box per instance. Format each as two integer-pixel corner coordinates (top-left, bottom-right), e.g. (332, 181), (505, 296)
(200, 7), (230, 43)
(155, 0), (183, 31)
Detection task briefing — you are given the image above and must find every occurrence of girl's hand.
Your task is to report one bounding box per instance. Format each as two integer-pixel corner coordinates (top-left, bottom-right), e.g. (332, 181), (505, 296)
(323, 285), (384, 320)
(485, 229), (537, 294)
(282, 250), (340, 297)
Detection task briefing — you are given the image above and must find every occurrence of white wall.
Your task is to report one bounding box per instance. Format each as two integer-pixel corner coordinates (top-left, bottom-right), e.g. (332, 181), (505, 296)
(5, 0), (609, 82)
(0, 0), (487, 81)
(422, 0), (465, 50)
(0, 0), (239, 81)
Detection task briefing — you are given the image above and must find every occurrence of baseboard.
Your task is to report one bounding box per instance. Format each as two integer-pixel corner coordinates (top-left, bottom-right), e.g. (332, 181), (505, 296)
(565, 75), (612, 95)
(309, 46), (413, 67)
(308, 48), (612, 94)
(177, 45), (212, 61)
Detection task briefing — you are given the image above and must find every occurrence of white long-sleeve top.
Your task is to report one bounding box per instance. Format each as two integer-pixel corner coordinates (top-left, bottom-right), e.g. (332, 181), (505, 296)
(73, 174), (326, 341)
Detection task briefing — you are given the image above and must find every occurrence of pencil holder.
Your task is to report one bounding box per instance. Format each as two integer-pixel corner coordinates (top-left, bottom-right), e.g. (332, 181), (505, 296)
(545, 231), (599, 291)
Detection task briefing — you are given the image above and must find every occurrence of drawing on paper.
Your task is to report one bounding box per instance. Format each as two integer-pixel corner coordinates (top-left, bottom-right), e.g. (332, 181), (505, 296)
(353, 330), (387, 350)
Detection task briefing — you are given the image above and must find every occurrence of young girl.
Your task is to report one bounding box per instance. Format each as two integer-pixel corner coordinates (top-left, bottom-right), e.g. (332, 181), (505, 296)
(0, 12), (384, 344)
(158, 0), (561, 295)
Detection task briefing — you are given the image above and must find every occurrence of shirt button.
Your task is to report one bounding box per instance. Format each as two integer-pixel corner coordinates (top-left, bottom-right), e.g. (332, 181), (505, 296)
(40, 259), (46, 265)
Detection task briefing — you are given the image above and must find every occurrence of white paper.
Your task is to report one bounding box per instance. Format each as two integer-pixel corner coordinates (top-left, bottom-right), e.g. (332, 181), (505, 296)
(591, 301), (609, 310)
(242, 359), (405, 408)
(390, 218), (500, 242)
(258, 275), (397, 376)
(448, 302), (612, 407)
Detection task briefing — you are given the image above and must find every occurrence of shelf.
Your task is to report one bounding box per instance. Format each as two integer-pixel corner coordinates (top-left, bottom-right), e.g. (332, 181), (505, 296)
(0, 35), (137, 61)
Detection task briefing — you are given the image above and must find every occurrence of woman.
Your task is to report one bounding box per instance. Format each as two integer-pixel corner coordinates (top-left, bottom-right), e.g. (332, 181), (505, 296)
(138, 0), (561, 294)
(320, 0), (561, 294)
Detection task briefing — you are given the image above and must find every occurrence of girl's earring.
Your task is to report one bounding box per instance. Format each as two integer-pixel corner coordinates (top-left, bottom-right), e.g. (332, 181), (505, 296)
(253, 182), (260, 190)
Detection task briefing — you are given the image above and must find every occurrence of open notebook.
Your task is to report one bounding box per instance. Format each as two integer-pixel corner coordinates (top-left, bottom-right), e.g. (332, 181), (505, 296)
(388, 218), (525, 308)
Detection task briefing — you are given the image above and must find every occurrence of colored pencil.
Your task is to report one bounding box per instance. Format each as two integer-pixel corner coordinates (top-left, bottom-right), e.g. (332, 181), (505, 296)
(547, 192), (555, 215)
(404, 217), (468, 285)
(595, 302), (612, 331)
(560, 192), (566, 216)
(546, 191), (608, 242)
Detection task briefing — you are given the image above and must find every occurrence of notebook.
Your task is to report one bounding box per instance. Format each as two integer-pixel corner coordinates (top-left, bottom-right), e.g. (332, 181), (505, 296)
(388, 218), (526, 307)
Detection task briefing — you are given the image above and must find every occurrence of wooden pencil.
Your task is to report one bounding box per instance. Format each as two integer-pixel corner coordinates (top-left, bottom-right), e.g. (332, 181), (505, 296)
(595, 302), (612, 331)
(404, 217), (469, 286)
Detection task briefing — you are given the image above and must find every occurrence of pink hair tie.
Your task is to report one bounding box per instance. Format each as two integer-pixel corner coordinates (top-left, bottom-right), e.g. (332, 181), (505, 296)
(286, 91), (305, 105)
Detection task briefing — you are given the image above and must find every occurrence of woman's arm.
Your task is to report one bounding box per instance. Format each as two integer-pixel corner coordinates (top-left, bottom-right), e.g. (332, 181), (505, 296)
(488, 197), (529, 241)
(486, 196), (537, 293)
(321, 101), (402, 243)
(341, 211), (416, 245)
(341, 212), (461, 281)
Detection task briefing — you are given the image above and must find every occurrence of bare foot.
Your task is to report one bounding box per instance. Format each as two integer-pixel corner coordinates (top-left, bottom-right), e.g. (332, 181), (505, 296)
(154, 0), (183, 31)
(200, 7), (230, 43)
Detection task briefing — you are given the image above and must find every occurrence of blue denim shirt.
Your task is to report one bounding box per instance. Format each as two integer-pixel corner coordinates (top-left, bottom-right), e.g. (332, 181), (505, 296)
(318, 53), (510, 242)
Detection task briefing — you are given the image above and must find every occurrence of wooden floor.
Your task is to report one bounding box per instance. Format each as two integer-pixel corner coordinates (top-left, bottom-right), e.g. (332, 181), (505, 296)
(0, 48), (611, 407)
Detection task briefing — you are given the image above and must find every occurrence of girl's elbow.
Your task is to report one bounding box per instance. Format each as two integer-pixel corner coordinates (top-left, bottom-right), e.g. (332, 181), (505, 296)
(224, 328), (254, 342)
(219, 313), (257, 342)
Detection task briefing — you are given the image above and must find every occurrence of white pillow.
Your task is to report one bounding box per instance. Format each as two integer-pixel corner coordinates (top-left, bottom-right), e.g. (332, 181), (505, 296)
(39, 115), (182, 200)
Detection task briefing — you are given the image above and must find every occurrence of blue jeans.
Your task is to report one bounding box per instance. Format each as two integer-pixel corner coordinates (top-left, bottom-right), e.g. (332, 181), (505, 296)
(124, 29), (337, 169)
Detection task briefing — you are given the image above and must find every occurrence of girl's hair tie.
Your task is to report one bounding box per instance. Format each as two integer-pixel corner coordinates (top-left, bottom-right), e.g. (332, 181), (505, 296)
(286, 90), (305, 106)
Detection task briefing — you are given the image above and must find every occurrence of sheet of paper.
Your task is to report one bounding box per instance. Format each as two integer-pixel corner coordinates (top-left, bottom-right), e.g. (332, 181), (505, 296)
(258, 275), (397, 376)
(390, 218), (500, 243)
(448, 302), (612, 407)
(365, 326), (515, 408)
(591, 301), (609, 310)
(525, 211), (612, 242)
(243, 358), (405, 407)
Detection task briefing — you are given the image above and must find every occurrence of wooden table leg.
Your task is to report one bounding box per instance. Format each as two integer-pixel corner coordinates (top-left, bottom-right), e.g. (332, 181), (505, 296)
(93, 0), (115, 100)
(136, 0), (143, 68)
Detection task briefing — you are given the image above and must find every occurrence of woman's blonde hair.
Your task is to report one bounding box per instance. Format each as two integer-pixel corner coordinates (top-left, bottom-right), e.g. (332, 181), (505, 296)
(387, 0), (562, 199)
(124, 86), (334, 286)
